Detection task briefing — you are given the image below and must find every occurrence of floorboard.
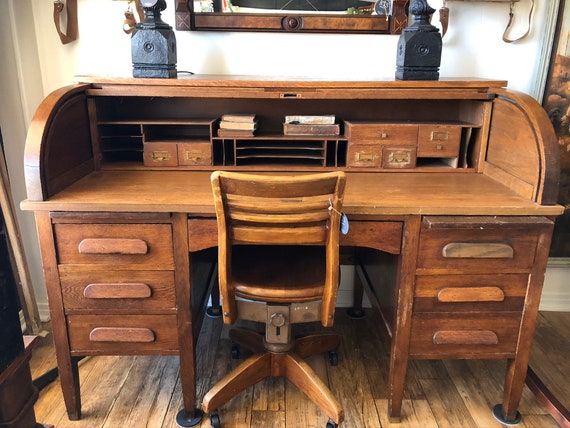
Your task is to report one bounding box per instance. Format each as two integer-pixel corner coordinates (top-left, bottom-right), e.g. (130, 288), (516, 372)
(29, 311), (567, 427)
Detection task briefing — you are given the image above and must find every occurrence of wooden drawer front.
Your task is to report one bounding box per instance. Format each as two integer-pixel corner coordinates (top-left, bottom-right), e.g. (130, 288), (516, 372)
(188, 218), (218, 252)
(178, 142), (212, 166)
(413, 274), (528, 313)
(345, 122), (418, 144)
(340, 221), (403, 254)
(409, 313), (521, 358)
(60, 270), (176, 312)
(54, 223), (174, 267)
(143, 142), (178, 167)
(418, 227), (539, 271)
(381, 145), (416, 169)
(347, 144), (382, 168)
(188, 218), (403, 255)
(417, 125), (461, 157)
(67, 315), (178, 354)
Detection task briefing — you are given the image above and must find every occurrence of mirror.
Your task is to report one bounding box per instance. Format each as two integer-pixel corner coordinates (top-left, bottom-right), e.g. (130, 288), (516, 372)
(175, 0), (409, 34)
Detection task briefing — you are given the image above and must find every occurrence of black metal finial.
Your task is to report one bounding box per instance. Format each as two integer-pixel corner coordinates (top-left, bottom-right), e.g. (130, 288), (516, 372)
(395, 0), (442, 80)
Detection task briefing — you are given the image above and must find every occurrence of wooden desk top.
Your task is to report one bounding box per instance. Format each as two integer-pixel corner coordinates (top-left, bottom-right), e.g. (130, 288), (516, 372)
(20, 170), (564, 217)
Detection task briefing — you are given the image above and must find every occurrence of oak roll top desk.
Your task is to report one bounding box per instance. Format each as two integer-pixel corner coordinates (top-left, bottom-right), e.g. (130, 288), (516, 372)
(21, 76), (564, 426)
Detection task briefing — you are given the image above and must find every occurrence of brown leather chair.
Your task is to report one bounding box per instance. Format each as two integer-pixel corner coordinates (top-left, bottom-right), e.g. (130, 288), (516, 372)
(203, 171), (347, 428)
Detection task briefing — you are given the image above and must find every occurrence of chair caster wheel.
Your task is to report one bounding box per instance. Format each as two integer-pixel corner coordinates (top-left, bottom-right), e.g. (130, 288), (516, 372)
(210, 412), (221, 428)
(326, 418), (338, 428)
(231, 344), (240, 359)
(328, 350), (339, 366)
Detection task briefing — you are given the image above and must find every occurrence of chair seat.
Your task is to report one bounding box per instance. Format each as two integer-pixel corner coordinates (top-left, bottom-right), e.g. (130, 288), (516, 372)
(231, 245), (326, 303)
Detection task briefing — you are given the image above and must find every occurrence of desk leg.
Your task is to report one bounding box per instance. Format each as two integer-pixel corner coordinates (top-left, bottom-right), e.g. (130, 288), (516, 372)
(347, 264), (365, 319)
(493, 227), (552, 425)
(35, 212), (82, 420)
(388, 215), (420, 421)
(176, 347), (203, 427)
(207, 281), (222, 318)
(58, 355), (82, 420)
(172, 213), (203, 427)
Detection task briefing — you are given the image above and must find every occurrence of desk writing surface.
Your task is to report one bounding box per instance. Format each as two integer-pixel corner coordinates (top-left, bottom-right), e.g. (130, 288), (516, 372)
(21, 170), (564, 216)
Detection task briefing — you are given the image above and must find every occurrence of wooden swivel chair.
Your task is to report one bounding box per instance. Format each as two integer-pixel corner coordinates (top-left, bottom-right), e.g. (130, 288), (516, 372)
(203, 171), (346, 428)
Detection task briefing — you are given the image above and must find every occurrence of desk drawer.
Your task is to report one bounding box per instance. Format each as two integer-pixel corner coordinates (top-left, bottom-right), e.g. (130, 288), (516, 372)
(188, 218), (403, 255)
(55, 223), (174, 267)
(60, 270), (176, 313)
(178, 142), (212, 166)
(345, 122), (418, 144)
(417, 125), (461, 158)
(67, 314), (178, 354)
(413, 274), (527, 313)
(417, 217), (547, 271)
(409, 313), (521, 359)
(347, 144), (382, 168)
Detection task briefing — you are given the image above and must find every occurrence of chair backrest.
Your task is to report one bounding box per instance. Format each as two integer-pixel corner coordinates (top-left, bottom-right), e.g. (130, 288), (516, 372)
(211, 171), (346, 326)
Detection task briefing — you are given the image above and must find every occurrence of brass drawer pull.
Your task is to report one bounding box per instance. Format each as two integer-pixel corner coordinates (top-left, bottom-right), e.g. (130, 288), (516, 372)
(442, 242), (514, 259)
(89, 327), (155, 343)
(84, 283), (152, 299)
(430, 130), (449, 141)
(356, 152), (375, 162)
(437, 286), (505, 303)
(78, 238), (149, 255)
(151, 150), (171, 161)
(433, 330), (498, 345)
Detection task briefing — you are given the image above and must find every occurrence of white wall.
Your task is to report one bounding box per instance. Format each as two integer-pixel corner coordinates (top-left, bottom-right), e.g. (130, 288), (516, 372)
(1, 0), (567, 318)
(29, 0), (555, 95)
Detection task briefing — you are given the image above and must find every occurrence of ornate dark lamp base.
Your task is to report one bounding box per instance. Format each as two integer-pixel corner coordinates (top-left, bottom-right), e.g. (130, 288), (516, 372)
(395, 0), (441, 81)
(132, 0), (177, 78)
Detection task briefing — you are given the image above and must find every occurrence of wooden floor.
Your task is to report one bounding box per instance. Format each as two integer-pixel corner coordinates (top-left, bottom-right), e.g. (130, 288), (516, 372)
(29, 310), (569, 428)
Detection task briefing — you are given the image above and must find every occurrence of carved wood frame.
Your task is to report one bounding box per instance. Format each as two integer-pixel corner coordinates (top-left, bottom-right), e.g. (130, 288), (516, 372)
(175, 0), (409, 33)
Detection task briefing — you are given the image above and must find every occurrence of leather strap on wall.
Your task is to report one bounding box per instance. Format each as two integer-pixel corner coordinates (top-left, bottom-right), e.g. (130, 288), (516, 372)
(502, 0), (534, 43)
(440, 0), (533, 43)
(439, 5), (449, 38)
(124, 1), (145, 34)
(53, 0), (78, 45)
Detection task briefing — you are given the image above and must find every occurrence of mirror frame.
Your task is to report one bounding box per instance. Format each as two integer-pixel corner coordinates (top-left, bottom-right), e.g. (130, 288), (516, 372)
(175, 0), (409, 34)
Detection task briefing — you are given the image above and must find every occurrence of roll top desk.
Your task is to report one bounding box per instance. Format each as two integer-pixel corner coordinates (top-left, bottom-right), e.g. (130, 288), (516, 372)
(21, 76), (563, 425)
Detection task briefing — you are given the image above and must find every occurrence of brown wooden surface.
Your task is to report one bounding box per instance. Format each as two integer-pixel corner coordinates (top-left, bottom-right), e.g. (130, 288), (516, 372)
(20, 77), (564, 425)
(29, 312), (568, 427)
(204, 172), (345, 423)
(20, 170), (564, 216)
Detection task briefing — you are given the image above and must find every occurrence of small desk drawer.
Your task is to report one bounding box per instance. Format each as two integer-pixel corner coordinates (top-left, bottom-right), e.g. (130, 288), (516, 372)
(54, 223), (174, 267)
(345, 122), (418, 144)
(67, 314), (178, 354)
(143, 142), (178, 167)
(178, 142), (212, 166)
(60, 270), (176, 312)
(417, 217), (545, 271)
(417, 125), (461, 158)
(347, 145), (382, 168)
(409, 313), (521, 359)
(413, 274), (528, 313)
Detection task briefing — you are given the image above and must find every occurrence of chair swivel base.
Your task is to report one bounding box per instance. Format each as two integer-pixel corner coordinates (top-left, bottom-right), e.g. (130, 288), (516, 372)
(202, 328), (343, 426)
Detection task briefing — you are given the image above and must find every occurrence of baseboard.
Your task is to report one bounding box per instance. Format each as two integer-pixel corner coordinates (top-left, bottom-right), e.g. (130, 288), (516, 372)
(540, 258), (570, 311)
(37, 302), (51, 322)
